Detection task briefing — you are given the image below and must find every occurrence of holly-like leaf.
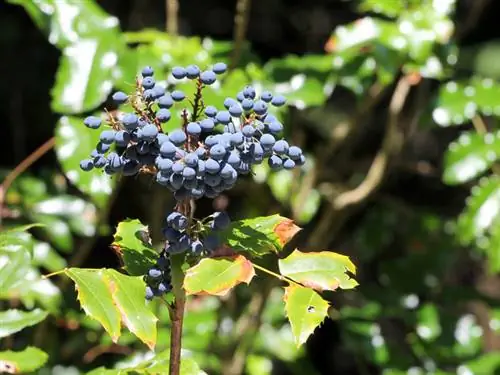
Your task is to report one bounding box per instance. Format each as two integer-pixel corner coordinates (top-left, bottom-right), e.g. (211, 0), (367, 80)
(279, 250), (358, 291)
(0, 309), (48, 338)
(443, 131), (500, 185)
(65, 268), (158, 349)
(284, 285), (329, 347)
(0, 347), (48, 374)
(218, 215), (301, 257)
(112, 219), (158, 276)
(55, 116), (115, 208)
(184, 255), (255, 296)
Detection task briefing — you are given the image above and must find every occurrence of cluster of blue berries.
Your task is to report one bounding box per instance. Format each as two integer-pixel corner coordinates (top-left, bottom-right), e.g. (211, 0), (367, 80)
(144, 251), (172, 300)
(79, 63), (305, 201)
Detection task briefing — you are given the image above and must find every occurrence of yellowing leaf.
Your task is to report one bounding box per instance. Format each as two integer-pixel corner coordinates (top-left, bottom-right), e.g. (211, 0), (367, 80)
(279, 250), (358, 291)
(184, 255), (255, 296)
(284, 285), (329, 347)
(0, 347), (48, 374)
(65, 268), (157, 349)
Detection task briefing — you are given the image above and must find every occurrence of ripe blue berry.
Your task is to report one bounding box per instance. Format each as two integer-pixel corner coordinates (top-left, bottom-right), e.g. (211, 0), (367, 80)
(171, 90), (185, 101)
(156, 157), (173, 173)
(229, 104), (243, 117)
(253, 100), (267, 115)
(172, 160), (185, 174)
(268, 155), (283, 170)
(271, 94), (286, 107)
(213, 62), (227, 74)
(84, 116), (101, 129)
(115, 130), (131, 147)
(172, 66), (187, 79)
(268, 121), (283, 134)
(80, 159), (94, 171)
(100, 130), (116, 144)
(200, 70), (217, 85)
(236, 91), (245, 102)
(288, 146), (302, 160)
(142, 76), (155, 89)
(142, 66), (154, 77)
(148, 268), (162, 278)
(216, 111), (231, 124)
(140, 124), (159, 142)
(112, 91), (128, 104)
(200, 118), (215, 132)
(145, 286), (155, 300)
(93, 155), (107, 168)
(160, 141), (177, 158)
(169, 130), (187, 146)
(191, 240), (204, 254)
(243, 85), (256, 99)
(187, 122), (201, 136)
(230, 132), (244, 146)
(283, 158), (296, 170)
(205, 158), (220, 174)
(273, 140), (289, 155)
(156, 108), (171, 123)
(183, 167), (196, 180)
(158, 94), (174, 108)
(212, 211), (230, 230)
(224, 98), (238, 109)
(260, 91), (273, 102)
(205, 106), (217, 117)
(210, 144), (227, 160)
(241, 98), (254, 111)
(186, 65), (200, 79)
(184, 153), (198, 168)
(122, 113), (139, 131)
(242, 125), (255, 138)
(260, 134), (275, 150)
(152, 85), (165, 99)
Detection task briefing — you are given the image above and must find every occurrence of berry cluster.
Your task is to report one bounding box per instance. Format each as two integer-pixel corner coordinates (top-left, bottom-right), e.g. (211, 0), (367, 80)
(79, 63), (305, 201)
(144, 251), (172, 300)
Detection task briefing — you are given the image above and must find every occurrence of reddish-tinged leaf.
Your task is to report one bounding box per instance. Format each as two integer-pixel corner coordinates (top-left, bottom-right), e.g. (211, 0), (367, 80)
(184, 255), (255, 296)
(274, 219), (301, 246)
(279, 250), (358, 291)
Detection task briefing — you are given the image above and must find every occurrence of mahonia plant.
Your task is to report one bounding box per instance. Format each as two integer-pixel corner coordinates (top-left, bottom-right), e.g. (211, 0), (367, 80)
(65, 62), (357, 374)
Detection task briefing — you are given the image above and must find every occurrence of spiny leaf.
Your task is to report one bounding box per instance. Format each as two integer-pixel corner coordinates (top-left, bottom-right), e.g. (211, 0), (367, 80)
(0, 347), (48, 374)
(284, 285), (329, 347)
(184, 255), (255, 296)
(112, 219), (158, 276)
(0, 309), (48, 338)
(218, 215), (301, 257)
(65, 268), (157, 348)
(279, 250), (358, 291)
(443, 131), (500, 185)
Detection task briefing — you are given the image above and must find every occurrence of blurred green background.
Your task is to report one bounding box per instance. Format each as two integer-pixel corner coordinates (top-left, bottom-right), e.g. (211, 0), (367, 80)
(4, 0), (500, 374)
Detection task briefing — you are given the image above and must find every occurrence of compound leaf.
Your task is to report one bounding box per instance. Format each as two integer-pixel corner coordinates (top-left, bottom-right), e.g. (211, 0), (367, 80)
(284, 285), (329, 347)
(0, 347), (48, 374)
(112, 219), (158, 276)
(184, 255), (255, 296)
(279, 250), (358, 291)
(65, 268), (157, 349)
(0, 309), (48, 338)
(218, 215), (301, 256)
(443, 131), (500, 185)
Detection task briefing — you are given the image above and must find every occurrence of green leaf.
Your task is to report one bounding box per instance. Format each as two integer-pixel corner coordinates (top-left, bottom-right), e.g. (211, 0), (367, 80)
(416, 303), (441, 342)
(218, 215), (301, 256)
(65, 268), (157, 349)
(0, 347), (48, 373)
(284, 285), (329, 347)
(0, 247), (31, 295)
(30, 213), (73, 253)
(443, 131), (500, 185)
(112, 219), (158, 276)
(184, 255), (255, 296)
(7, 0), (51, 31)
(279, 250), (358, 291)
(457, 175), (500, 245)
(0, 309), (48, 338)
(55, 116), (115, 208)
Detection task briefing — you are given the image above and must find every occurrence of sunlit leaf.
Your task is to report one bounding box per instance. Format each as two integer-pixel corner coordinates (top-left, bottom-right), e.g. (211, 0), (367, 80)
(30, 214), (73, 253)
(184, 255), (255, 296)
(55, 116), (115, 208)
(284, 285), (329, 347)
(0, 347), (48, 374)
(279, 250), (357, 291)
(415, 303), (441, 342)
(65, 268), (158, 348)
(0, 309), (48, 338)
(443, 131), (500, 185)
(112, 219), (158, 276)
(218, 215), (301, 257)
(0, 247), (31, 295)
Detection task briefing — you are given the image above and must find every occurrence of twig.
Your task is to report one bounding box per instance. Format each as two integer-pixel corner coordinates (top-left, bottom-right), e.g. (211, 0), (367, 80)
(0, 137), (56, 225)
(456, 0), (491, 40)
(229, 0), (251, 70)
(471, 115), (500, 176)
(166, 0), (179, 36)
(332, 76), (411, 210)
(83, 343), (133, 363)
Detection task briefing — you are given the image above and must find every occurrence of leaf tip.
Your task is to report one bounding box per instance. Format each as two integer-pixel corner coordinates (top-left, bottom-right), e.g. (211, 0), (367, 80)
(274, 219), (301, 246)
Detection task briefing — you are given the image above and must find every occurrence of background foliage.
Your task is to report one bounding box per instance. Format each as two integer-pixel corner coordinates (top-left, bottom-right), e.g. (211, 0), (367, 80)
(3, 0), (500, 374)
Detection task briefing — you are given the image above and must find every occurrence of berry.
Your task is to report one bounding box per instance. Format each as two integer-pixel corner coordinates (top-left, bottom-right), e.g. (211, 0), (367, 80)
(112, 91), (128, 104)
(163, 227), (181, 242)
(184, 153), (198, 167)
(172, 161), (185, 174)
(210, 144), (227, 160)
(140, 124), (159, 142)
(205, 106), (217, 117)
(84, 116), (101, 129)
(200, 70), (217, 85)
(80, 159), (94, 171)
(148, 268), (162, 278)
(100, 130), (116, 144)
(191, 240), (204, 254)
(158, 94), (174, 108)
(94, 155), (107, 168)
(268, 155), (283, 170)
(156, 108), (171, 123)
(271, 94), (286, 107)
(213, 62), (227, 74)
(283, 158), (296, 170)
(172, 66), (187, 79)
(145, 286), (155, 300)
(236, 91), (245, 102)
(241, 98), (254, 111)
(200, 118), (215, 132)
(273, 140), (289, 155)
(142, 76), (155, 89)
(169, 130), (187, 146)
(216, 111), (231, 124)
(152, 85), (165, 99)
(187, 122), (201, 136)
(205, 158), (220, 174)
(171, 90), (185, 101)
(230, 132), (244, 146)
(212, 211), (230, 230)
(253, 100), (267, 115)
(115, 130), (131, 147)
(243, 85), (256, 99)
(224, 98), (238, 109)
(268, 121), (283, 134)
(260, 134), (275, 150)
(229, 104), (243, 117)
(260, 91), (273, 102)
(186, 65), (200, 79)
(142, 66), (154, 77)
(160, 141), (177, 158)
(288, 146), (302, 160)
(242, 125), (255, 138)
(122, 113), (139, 131)
(158, 282), (172, 293)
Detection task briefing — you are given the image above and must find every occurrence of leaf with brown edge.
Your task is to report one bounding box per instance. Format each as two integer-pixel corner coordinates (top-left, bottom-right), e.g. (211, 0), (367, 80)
(217, 215), (302, 257)
(284, 285), (329, 347)
(279, 250), (358, 291)
(184, 255), (255, 296)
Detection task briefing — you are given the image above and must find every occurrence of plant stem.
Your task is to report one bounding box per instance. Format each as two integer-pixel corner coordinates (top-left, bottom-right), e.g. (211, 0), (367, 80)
(252, 263), (302, 287)
(165, 0), (179, 36)
(230, 0), (251, 70)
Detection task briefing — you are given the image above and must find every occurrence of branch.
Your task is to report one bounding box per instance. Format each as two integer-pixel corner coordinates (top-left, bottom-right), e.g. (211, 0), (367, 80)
(332, 76), (411, 210)
(166, 0), (179, 36)
(229, 0), (251, 71)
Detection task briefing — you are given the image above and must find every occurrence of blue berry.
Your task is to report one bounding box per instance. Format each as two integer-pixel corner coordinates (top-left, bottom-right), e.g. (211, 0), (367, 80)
(195, 147), (207, 158)
(152, 85), (165, 99)
(156, 157), (173, 173)
(163, 227), (181, 242)
(171, 90), (185, 101)
(241, 98), (254, 111)
(100, 130), (116, 144)
(191, 240), (204, 254)
(212, 211), (230, 230)
(143, 89), (154, 101)
(220, 164), (236, 179)
(122, 113), (139, 131)
(216, 111), (231, 124)
(236, 91), (245, 102)
(184, 153), (198, 167)
(169, 130), (187, 146)
(187, 122), (201, 136)
(172, 66), (187, 79)
(186, 65), (200, 79)
(213, 62), (227, 74)
(183, 167), (196, 180)
(160, 141), (177, 158)
(227, 151), (241, 167)
(205, 106), (218, 117)
(229, 104), (243, 117)
(140, 124), (159, 142)
(200, 118), (215, 132)
(148, 268), (162, 278)
(268, 121), (283, 134)
(283, 158), (296, 170)
(205, 158), (220, 174)
(84, 116), (101, 129)
(230, 132), (244, 146)
(172, 161), (185, 174)
(273, 140), (289, 155)
(145, 286), (155, 300)
(260, 134), (275, 150)
(93, 155), (107, 168)
(158, 282), (172, 294)
(80, 159), (94, 171)
(112, 91), (128, 104)
(268, 155), (283, 170)
(200, 70), (217, 85)
(115, 130), (131, 147)
(271, 94), (286, 107)
(288, 146), (302, 160)
(157, 133), (170, 145)
(142, 76), (155, 89)
(260, 91), (273, 102)
(253, 100), (267, 115)
(224, 98), (238, 109)
(243, 85), (256, 99)
(242, 125), (255, 138)
(158, 94), (174, 109)
(142, 66), (154, 77)
(170, 174), (183, 190)
(156, 108), (171, 123)
(210, 144), (227, 160)
(297, 154), (306, 166)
